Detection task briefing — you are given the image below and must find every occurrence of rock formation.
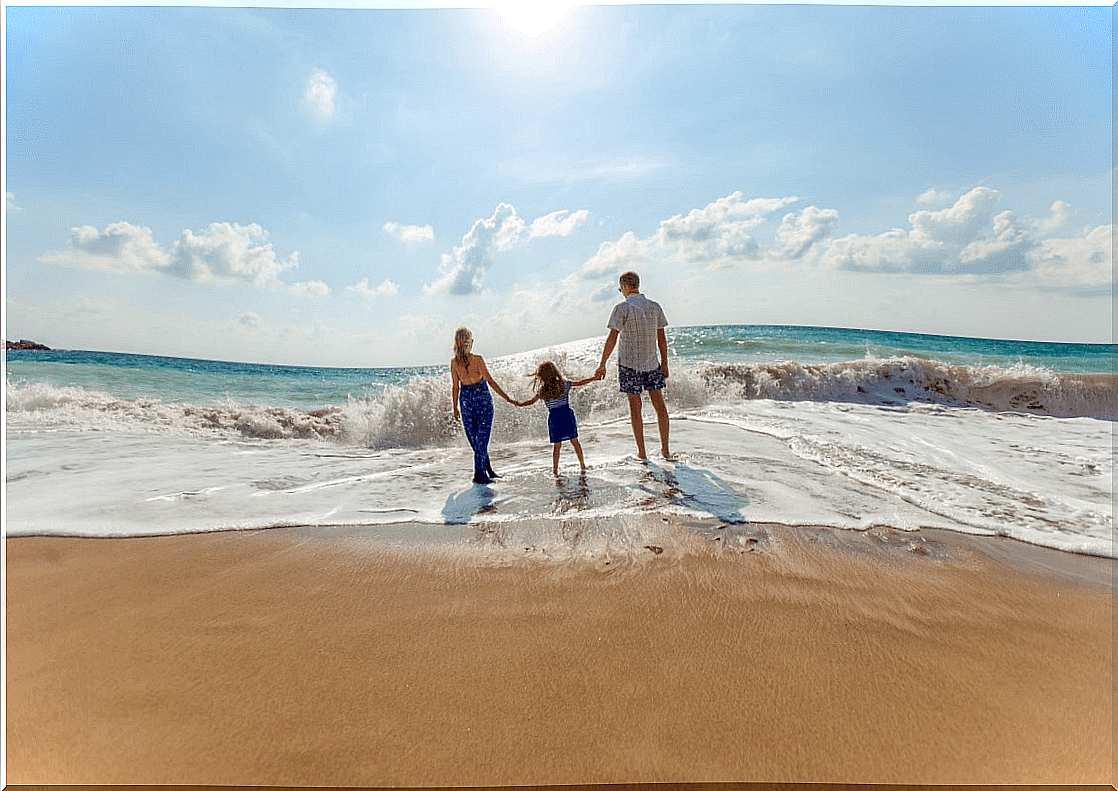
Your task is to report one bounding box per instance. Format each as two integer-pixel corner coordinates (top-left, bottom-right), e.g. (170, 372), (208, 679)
(5, 339), (51, 351)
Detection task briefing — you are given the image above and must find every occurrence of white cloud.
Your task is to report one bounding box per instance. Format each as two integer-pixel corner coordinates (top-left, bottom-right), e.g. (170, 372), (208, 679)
(1030, 200), (1074, 235)
(6, 191), (21, 213)
(166, 222), (298, 287)
(654, 192), (798, 265)
(564, 192), (802, 290)
(774, 205), (840, 259)
(289, 280), (331, 299)
(40, 220), (299, 288)
(423, 203), (526, 296)
(916, 188), (954, 206)
(566, 231), (650, 284)
(909, 186), (1000, 247)
(239, 311), (263, 327)
(820, 187), (1111, 290)
(957, 209), (1031, 272)
(823, 229), (913, 273)
(305, 69), (337, 118)
(529, 209), (590, 238)
(40, 221), (171, 274)
(348, 277), (400, 298)
(1025, 224), (1114, 290)
(825, 187), (1016, 274)
(383, 221), (434, 245)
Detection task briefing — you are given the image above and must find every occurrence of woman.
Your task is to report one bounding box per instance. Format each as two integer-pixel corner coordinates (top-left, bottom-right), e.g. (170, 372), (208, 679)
(451, 327), (516, 484)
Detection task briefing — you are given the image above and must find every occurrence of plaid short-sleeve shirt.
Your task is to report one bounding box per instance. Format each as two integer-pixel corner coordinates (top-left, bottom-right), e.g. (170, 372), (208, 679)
(607, 293), (668, 372)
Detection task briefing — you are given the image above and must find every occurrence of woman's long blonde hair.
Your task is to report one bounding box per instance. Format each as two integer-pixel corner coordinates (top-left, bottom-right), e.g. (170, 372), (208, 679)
(529, 361), (566, 401)
(454, 328), (472, 369)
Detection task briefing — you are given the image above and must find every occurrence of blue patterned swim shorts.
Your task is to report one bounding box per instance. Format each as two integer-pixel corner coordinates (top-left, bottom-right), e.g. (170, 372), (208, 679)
(619, 364), (666, 395)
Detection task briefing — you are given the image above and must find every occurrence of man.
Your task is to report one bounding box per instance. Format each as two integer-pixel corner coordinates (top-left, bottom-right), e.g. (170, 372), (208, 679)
(594, 271), (671, 459)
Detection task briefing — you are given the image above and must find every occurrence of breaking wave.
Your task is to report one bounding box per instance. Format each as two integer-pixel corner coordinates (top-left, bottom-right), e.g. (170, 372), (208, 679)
(7, 355), (1115, 449)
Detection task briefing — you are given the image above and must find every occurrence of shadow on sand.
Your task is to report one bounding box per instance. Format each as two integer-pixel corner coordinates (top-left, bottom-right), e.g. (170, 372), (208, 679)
(636, 461), (750, 523)
(441, 484), (499, 525)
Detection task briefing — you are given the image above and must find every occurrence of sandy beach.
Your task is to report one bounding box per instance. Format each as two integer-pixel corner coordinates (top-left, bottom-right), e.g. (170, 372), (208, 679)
(5, 519), (1113, 786)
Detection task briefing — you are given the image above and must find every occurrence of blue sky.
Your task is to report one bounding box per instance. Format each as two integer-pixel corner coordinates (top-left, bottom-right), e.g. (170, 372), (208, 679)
(4, 2), (1112, 366)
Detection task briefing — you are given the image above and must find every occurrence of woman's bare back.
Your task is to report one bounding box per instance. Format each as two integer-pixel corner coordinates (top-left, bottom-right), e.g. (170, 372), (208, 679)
(452, 354), (485, 386)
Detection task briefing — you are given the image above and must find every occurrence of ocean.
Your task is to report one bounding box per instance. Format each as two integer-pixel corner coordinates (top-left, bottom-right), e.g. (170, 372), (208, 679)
(5, 324), (1114, 558)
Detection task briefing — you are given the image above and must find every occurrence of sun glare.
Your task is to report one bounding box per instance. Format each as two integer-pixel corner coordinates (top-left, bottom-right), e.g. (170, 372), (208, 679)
(496, 1), (573, 37)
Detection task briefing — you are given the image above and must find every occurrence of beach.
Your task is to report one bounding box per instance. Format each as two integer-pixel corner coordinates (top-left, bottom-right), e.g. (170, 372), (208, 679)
(6, 518), (1112, 786)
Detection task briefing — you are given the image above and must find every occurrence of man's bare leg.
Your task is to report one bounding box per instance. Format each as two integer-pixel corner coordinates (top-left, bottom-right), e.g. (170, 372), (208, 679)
(627, 393), (647, 459)
(648, 389), (671, 458)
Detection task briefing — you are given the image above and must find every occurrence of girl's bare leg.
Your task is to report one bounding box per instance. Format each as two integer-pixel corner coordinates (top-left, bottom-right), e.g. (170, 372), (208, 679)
(570, 437), (586, 469)
(552, 442), (561, 475)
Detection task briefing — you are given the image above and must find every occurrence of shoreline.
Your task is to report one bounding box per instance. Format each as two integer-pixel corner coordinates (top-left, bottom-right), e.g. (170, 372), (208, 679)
(6, 519), (1113, 785)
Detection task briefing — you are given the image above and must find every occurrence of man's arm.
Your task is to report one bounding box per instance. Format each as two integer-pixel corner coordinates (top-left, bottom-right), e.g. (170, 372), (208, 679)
(595, 329), (620, 379)
(657, 327), (669, 379)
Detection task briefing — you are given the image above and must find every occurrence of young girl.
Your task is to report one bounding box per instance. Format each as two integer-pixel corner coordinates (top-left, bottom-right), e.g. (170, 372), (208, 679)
(514, 361), (599, 475)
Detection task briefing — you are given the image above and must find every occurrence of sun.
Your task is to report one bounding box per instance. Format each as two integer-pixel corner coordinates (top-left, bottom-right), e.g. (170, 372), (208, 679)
(495, 1), (574, 37)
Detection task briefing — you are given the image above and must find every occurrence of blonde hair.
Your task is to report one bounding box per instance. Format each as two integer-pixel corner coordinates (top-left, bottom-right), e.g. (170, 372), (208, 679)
(453, 327), (472, 368)
(619, 271), (640, 289)
(529, 361), (567, 402)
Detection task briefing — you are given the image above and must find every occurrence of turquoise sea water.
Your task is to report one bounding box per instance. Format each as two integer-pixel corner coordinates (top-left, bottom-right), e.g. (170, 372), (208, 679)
(6, 324), (1114, 555)
(6, 324), (1113, 410)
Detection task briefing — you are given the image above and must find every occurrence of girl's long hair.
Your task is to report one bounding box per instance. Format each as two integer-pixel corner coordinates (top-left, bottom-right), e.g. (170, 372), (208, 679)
(453, 328), (472, 369)
(530, 361), (566, 401)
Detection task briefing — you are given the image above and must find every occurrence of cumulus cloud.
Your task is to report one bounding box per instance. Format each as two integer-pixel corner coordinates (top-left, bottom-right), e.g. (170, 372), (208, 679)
(916, 188), (954, 206)
(1026, 224), (1114, 291)
(383, 221), (434, 245)
(40, 221), (172, 274)
(909, 187), (1000, 248)
(166, 222), (298, 287)
(424, 203), (526, 296)
(1030, 200), (1073, 235)
(564, 192), (798, 286)
(348, 277), (400, 298)
(40, 220), (299, 288)
(6, 191), (21, 213)
(775, 206), (840, 259)
(529, 209), (590, 238)
(825, 187), (1026, 275)
(820, 187), (1111, 291)
(289, 280), (331, 299)
(305, 69), (338, 118)
(566, 231), (650, 284)
(654, 192), (798, 266)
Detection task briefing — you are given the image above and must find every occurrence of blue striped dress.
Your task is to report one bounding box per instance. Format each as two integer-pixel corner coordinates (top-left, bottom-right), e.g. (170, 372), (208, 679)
(544, 382), (578, 443)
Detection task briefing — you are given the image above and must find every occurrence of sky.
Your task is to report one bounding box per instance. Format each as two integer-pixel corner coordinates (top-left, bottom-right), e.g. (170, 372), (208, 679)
(3, 2), (1113, 367)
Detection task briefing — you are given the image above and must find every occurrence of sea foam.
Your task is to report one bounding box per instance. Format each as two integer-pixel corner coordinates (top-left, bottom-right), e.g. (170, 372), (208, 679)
(7, 350), (1114, 450)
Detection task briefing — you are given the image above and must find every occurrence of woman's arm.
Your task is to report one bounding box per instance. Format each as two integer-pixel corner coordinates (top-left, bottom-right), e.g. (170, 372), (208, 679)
(514, 394), (540, 408)
(571, 375), (598, 387)
(478, 357), (516, 403)
(450, 359), (461, 420)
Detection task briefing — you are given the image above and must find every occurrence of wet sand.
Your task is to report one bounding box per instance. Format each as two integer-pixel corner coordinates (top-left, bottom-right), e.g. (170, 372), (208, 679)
(5, 520), (1113, 786)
